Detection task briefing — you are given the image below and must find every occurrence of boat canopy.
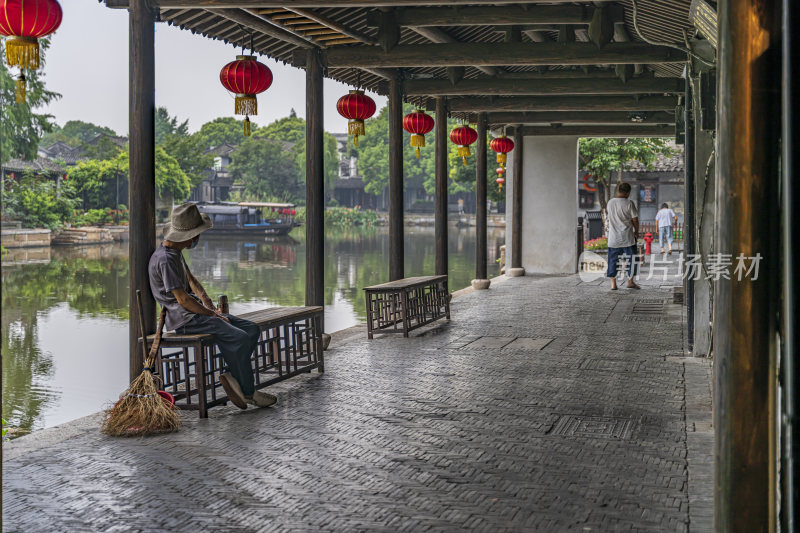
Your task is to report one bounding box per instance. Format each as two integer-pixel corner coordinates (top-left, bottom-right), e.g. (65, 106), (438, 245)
(238, 202), (296, 209)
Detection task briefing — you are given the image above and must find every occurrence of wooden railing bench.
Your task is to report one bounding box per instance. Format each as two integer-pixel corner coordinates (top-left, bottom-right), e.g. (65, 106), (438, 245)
(140, 305), (323, 418)
(363, 275), (450, 338)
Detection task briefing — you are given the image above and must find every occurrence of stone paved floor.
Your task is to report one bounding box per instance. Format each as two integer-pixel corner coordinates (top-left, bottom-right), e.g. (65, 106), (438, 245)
(2, 260), (712, 532)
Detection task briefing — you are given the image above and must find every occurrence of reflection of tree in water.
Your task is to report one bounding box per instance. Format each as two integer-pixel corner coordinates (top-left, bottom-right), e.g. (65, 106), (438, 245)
(1, 244), (130, 434)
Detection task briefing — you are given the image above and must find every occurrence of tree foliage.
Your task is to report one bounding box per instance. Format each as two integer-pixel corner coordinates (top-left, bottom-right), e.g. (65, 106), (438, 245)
(194, 117), (254, 149)
(227, 137), (301, 201)
(578, 137), (674, 213)
(40, 120), (116, 148)
(2, 173), (79, 230)
(155, 107), (212, 187)
(0, 38), (60, 164)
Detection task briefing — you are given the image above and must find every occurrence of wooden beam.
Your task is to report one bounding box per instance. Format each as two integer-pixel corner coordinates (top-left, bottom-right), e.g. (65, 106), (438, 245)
(285, 8), (378, 46)
(434, 97), (448, 276)
(387, 5), (598, 27)
(496, 69), (619, 79)
(305, 48), (324, 314)
(484, 111), (676, 125)
(128, 0), (156, 382)
(293, 42), (685, 68)
(475, 112), (488, 281)
(407, 26), (499, 76)
(112, 1), (620, 8)
(514, 125), (675, 136)
(448, 95), (679, 112)
(403, 77), (685, 96)
(388, 77), (404, 281)
(209, 8), (315, 49)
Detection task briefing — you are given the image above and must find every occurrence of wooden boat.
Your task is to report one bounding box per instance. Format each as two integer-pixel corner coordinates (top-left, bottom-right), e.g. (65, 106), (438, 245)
(194, 202), (299, 236)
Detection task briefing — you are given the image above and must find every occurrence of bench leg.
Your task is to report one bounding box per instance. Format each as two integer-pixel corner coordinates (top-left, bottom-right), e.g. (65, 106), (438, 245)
(402, 291), (410, 337)
(196, 341), (208, 418)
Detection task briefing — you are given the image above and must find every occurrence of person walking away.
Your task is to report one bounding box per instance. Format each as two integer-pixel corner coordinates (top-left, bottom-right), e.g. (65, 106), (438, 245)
(606, 182), (640, 290)
(148, 203), (277, 410)
(655, 202), (678, 255)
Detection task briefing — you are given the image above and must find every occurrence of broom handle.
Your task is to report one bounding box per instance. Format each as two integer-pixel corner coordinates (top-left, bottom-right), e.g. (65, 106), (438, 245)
(135, 290), (149, 367)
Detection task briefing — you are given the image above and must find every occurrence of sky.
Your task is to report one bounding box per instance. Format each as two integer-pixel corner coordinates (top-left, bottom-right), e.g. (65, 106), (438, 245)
(40, 1), (386, 135)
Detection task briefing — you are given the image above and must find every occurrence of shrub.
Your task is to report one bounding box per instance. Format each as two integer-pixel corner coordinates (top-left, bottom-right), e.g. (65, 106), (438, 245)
(2, 174), (79, 230)
(584, 237), (609, 251)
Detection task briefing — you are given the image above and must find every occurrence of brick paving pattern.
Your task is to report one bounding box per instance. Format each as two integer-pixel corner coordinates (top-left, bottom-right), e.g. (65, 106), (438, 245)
(3, 261), (712, 532)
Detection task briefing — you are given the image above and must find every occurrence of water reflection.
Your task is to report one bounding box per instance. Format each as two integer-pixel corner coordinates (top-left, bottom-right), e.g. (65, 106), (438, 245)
(1, 226), (503, 435)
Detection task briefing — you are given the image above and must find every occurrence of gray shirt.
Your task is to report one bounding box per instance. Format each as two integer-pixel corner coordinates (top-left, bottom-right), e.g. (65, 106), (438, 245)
(148, 244), (203, 331)
(606, 197), (639, 248)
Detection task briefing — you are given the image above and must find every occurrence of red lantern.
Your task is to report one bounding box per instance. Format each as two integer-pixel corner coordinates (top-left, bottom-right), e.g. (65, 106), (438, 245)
(219, 55), (273, 136)
(290, 209), (296, 216)
(336, 90), (376, 147)
(449, 125), (478, 165)
(402, 110), (435, 158)
(490, 136), (515, 170)
(0, 0), (63, 104)
(496, 175), (505, 192)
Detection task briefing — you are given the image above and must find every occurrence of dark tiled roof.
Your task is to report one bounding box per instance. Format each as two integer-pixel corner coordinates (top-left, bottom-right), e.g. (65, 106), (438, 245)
(334, 177), (365, 190)
(2, 157), (66, 175)
(627, 143), (684, 172)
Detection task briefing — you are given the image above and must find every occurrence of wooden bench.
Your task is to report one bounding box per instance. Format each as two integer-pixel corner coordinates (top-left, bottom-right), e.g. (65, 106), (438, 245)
(140, 305), (323, 418)
(364, 275), (450, 338)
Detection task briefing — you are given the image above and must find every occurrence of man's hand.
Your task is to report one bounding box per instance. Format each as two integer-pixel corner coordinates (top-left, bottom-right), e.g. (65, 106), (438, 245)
(212, 309), (230, 323)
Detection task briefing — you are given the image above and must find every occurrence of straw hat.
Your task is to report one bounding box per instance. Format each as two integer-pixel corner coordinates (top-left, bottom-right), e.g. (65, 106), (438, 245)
(163, 203), (213, 242)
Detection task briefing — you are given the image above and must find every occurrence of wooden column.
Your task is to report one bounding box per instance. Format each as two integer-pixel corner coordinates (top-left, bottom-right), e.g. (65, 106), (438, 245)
(388, 76), (404, 280)
(510, 128), (524, 273)
(305, 49), (324, 314)
(434, 97), (448, 276)
(715, 0), (781, 530)
(474, 112), (488, 283)
(128, 0), (156, 382)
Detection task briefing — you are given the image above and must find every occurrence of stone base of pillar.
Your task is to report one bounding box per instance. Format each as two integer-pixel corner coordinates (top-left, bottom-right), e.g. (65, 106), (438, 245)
(471, 279), (491, 290)
(507, 268), (525, 277)
(322, 333), (331, 351)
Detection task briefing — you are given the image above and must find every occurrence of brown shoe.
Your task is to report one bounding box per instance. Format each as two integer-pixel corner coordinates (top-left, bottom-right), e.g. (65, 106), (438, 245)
(245, 390), (277, 408)
(220, 373), (247, 409)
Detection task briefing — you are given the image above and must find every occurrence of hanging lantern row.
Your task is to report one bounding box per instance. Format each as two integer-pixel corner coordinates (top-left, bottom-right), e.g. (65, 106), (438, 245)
(219, 55), (273, 136)
(402, 110), (435, 158)
(496, 170), (505, 191)
(336, 90), (376, 146)
(490, 136), (515, 174)
(449, 124), (478, 166)
(0, 0), (63, 104)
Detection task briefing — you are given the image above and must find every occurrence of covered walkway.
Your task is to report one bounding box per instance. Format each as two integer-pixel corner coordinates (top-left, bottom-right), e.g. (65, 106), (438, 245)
(3, 260), (712, 532)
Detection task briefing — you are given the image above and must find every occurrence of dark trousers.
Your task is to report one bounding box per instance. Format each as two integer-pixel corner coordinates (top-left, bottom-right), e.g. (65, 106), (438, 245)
(606, 245), (639, 278)
(179, 314), (260, 396)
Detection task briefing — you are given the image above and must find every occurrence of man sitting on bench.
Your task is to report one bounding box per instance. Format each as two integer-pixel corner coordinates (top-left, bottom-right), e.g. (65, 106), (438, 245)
(148, 203), (276, 410)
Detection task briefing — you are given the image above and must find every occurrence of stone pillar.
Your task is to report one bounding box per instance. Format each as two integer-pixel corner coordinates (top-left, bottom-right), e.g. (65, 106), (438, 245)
(511, 135), (580, 274)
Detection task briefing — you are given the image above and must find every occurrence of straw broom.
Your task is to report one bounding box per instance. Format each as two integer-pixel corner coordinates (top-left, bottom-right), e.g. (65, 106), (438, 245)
(102, 290), (180, 437)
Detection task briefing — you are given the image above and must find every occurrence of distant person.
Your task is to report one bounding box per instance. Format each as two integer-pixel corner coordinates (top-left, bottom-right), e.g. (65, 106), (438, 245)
(655, 202), (678, 255)
(458, 198), (465, 215)
(148, 203), (276, 410)
(606, 183), (640, 290)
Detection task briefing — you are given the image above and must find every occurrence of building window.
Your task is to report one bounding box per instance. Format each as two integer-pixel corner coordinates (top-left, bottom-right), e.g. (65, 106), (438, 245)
(579, 190), (595, 209)
(214, 157), (222, 171)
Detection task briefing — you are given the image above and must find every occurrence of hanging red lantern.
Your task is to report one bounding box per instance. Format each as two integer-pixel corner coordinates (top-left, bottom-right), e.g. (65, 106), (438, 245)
(402, 110), (435, 158)
(496, 175), (505, 192)
(449, 124), (478, 166)
(336, 90), (376, 147)
(0, 0), (63, 104)
(219, 55), (273, 136)
(490, 135), (515, 171)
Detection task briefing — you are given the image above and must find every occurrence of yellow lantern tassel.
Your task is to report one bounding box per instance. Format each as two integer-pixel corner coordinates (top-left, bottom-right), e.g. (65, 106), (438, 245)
(348, 120), (365, 146)
(410, 134), (425, 158)
(457, 146), (471, 166)
(496, 153), (507, 166)
(235, 95), (257, 116)
(6, 37), (40, 70)
(243, 116), (251, 137)
(15, 74), (26, 105)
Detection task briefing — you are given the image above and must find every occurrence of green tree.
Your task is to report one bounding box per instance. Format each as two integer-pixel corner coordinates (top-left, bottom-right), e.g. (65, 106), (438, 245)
(40, 120), (116, 148)
(257, 113), (339, 200)
(578, 137), (675, 217)
(194, 117), (253, 149)
(68, 149), (191, 210)
(227, 137), (301, 201)
(1, 173), (79, 230)
(156, 107), (212, 187)
(0, 38), (60, 164)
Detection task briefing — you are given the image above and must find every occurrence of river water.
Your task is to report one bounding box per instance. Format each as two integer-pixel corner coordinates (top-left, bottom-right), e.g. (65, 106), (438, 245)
(1, 225), (504, 437)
